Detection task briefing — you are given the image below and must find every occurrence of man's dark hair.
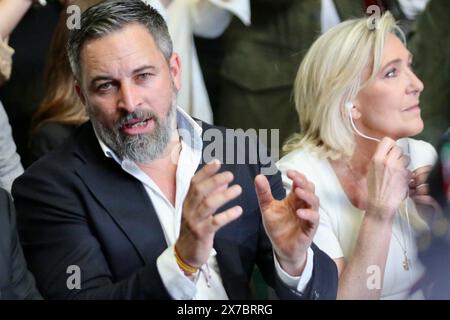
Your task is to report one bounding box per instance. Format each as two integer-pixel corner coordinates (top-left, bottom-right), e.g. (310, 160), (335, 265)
(67, 0), (173, 81)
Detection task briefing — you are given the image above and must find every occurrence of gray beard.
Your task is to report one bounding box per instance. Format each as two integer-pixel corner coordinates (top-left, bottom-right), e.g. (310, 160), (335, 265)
(91, 99), (177, 164)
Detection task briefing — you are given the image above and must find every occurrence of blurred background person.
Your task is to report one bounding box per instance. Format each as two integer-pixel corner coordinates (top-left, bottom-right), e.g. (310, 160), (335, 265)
(0, 0), (64, 166)
(29, 0), (102, 162)
(144, 0), (248, 124)
(0, 0), (40, 191)
(278, 12), (437, 299)
(379, 0), (429, 36)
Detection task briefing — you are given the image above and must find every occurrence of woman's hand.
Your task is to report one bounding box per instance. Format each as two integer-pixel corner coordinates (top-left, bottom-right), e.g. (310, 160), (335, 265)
(366, 137), (411, 220)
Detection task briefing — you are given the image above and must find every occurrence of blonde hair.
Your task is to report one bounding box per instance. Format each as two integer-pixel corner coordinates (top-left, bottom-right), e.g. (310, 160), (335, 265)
(283, 12), (405, 159)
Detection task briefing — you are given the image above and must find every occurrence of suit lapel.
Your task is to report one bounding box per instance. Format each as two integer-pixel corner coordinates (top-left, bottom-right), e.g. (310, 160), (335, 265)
(74, 123), (167, 265)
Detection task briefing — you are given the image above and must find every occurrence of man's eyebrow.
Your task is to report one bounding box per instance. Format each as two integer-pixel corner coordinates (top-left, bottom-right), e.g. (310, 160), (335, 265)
(132, 65), (156, 74)
(90, 75), (113, 86)
(89, 66), (157, 86)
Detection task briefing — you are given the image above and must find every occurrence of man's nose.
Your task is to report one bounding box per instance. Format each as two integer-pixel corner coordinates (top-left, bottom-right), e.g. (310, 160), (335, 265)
(117, 82), (140, 112)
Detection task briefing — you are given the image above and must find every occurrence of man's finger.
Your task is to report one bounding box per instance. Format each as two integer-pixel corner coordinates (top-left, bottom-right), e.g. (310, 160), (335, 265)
(187, 171), (234, 209)
(287, 170), (314, 193)
(254, 174), (274, 211)
(197, 184), (242, 220)
(296, 208), (320, 227)
(191, 160), (221, 185)
(197, 171), (234, 197)
(294, 187), (319, 211)
(209, 206), (243, 233)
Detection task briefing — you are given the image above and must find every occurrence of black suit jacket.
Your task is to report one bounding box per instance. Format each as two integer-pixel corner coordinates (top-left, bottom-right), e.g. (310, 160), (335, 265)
(12, 121), (337, 299)
(0, 188), (41, 299)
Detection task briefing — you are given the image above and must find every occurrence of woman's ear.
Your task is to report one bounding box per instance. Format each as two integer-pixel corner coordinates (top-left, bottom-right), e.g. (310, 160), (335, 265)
(350, 104), (362, 120)
(345, 101), (362, 120)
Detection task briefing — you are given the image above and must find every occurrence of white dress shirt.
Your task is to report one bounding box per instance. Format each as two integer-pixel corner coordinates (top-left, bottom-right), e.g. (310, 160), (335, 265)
(95, 107), (313, 299)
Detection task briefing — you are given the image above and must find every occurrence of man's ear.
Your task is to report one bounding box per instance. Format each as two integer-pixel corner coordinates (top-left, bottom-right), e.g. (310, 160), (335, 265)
(75, 81), (86, 106)
(169, 53), (181, 92)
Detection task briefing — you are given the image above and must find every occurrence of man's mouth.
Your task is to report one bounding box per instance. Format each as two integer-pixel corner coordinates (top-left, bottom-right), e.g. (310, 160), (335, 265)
(119, 117), (155, 135)
(121, 117), (153, 130)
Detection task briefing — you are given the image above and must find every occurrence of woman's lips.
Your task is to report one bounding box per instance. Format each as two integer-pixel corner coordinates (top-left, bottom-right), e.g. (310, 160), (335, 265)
(402, 104), (420, 112)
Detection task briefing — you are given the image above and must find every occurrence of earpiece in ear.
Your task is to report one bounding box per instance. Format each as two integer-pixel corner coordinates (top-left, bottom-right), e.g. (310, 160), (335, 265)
(346, 101), (381, 143)
(345, 101), (354, 111)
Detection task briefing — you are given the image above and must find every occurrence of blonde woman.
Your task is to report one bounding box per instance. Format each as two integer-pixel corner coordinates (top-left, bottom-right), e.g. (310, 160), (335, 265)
(277, 12), (438, 299)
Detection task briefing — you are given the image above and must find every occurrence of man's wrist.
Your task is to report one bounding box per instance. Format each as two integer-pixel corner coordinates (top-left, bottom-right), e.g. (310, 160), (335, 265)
(277, 252), (307, 277)
(156, 246), (198, 300)
(274, 247), (314, 293)
(174, 245), (199, 276)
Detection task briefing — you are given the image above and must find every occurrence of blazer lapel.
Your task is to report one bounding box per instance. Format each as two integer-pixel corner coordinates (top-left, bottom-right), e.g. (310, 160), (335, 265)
(74, 123), (167, 265)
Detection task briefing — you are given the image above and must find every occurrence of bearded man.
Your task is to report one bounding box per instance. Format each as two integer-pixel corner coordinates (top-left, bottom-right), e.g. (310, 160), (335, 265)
(12, 0), (337, 300)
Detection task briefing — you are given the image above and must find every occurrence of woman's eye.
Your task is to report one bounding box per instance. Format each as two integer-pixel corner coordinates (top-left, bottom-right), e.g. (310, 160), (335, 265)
(385, 68), (397, 78)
